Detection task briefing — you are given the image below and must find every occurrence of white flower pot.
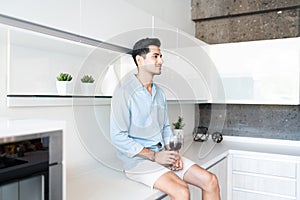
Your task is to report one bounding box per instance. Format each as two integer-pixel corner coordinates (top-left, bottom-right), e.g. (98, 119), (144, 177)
(80, 83), (95, 95)
(56, 81), (73, 95)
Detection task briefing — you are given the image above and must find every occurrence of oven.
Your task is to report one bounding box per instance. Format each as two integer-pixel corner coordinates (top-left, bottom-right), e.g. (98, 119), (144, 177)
(0, 130), (62, 200)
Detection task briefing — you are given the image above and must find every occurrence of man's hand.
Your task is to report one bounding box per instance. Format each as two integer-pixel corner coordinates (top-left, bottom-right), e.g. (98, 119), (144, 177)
(169, 156), (183, 171)
(154, 150), (179, 166)
(137, 148), (183, 170)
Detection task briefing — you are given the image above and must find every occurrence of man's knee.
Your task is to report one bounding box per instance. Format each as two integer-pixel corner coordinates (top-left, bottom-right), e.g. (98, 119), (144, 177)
(207, 173), (220, 192)
(169, 182), (190, 200)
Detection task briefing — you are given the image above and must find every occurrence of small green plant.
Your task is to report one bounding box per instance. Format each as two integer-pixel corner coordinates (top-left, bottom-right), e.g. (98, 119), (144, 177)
(57, 73), (72, 81)
(81, 75), (95, 83)
(172, 116), (185, 129)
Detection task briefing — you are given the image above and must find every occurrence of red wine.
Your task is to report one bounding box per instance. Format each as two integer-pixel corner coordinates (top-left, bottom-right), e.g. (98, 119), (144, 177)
(169, 142), (182, 151)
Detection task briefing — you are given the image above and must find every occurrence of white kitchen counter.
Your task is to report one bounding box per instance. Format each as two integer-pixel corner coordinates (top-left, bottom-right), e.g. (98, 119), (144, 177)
(67, 136), (300, 200)
(0, 118), (65, 140)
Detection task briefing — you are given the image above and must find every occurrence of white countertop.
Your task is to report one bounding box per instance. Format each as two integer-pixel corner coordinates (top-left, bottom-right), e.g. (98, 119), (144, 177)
(67, 136), (300, 200)
(0, 118), (65, 142)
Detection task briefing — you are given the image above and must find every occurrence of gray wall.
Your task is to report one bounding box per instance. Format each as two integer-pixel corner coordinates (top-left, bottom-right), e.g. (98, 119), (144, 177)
(191, 0), (300, 44)
(196, 104), (300, 140)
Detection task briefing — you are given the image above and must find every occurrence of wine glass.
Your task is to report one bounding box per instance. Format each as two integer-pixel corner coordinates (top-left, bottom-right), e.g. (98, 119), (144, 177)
(169, 133), (183, 151)
(169, 133), (184, 168)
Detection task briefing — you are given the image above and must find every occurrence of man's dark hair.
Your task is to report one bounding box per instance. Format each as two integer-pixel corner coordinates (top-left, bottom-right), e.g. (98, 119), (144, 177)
(131, 38), (161, 66)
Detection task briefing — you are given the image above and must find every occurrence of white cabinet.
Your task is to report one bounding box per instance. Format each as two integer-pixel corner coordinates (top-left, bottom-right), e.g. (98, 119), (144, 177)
(80, 0), (153, 43)
(0, 0), (81, 34)
(155, 49), (210, 102)
(110, 46), (211, 102)
(228, 153), (300, 200)
(209, 37), (300, 105)
(190, 157), (227, 200)
(209, 157), (227, 200)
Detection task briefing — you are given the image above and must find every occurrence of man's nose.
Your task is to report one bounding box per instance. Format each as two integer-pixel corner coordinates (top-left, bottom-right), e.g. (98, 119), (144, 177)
(158, 57), (163, 64)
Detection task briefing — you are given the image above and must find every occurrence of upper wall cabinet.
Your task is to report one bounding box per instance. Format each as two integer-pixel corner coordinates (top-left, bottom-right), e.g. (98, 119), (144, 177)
(209, 37), (300, 105)
(0, 0), (81, 34)
(104, 31), (212, 103)
(80, 0), (153, 43)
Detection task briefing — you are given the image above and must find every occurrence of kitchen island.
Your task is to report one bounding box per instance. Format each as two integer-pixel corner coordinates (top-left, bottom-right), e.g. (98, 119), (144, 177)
(67, 135), (300, 200)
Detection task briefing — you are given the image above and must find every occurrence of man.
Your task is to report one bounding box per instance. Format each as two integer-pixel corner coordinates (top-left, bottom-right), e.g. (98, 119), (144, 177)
(110, 38), (220, 200)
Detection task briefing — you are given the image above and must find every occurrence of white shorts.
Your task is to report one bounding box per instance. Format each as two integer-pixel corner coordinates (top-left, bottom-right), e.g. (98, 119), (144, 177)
(125, 156), (195, 188)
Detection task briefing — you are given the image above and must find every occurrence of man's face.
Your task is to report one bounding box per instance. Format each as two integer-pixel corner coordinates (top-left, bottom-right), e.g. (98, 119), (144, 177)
(139, 45), (163, 75)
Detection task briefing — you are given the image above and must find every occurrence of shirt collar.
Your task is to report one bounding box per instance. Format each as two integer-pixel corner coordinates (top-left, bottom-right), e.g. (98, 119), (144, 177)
(132, 74), (157, 96)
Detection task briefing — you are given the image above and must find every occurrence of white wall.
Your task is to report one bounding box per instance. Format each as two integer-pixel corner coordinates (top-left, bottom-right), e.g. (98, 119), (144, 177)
(0, 0), (196, 179)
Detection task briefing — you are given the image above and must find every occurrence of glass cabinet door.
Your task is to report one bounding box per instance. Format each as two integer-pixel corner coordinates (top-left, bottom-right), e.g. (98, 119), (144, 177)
(0, 182), (18, 200)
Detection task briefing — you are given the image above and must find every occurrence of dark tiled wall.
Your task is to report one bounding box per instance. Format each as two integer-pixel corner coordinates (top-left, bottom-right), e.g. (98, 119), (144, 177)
(196, 104), (300, 140)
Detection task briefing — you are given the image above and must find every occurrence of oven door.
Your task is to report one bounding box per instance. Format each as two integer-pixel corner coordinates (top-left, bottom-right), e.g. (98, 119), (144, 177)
(0, 166), (48, 200)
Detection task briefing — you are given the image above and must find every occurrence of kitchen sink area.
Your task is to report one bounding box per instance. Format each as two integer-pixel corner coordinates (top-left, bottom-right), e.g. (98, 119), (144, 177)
(0, 157), (28, 169)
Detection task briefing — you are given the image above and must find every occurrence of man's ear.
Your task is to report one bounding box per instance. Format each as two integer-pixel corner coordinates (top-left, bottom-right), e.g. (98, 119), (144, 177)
(136, 55), (144, 66)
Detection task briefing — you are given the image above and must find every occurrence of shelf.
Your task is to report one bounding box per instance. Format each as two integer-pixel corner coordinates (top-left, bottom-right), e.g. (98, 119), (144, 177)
(7, 95), (112, 107)
(7, 95), (208, 107)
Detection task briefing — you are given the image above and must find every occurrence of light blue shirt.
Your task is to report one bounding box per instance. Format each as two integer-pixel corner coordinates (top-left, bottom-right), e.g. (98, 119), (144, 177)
(110, 74), (173, 169)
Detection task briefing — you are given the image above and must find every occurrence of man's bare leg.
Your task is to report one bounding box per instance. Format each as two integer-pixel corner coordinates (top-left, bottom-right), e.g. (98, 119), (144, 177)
(153, 171), (190, 200)
(184, 165), (220, 200)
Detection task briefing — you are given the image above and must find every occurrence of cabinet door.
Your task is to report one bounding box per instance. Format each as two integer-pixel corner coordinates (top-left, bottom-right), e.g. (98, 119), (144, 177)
(190, 157), (227, 200)
(19, 175), (44, 200)
(209, 37), (300, 104)
(0, 0), (81, 34)
(230, 153), (298, 200)
(80, 0), (152, 42)
(208, 157), (227, 200)
(155, 50), (210, 102)
(232, 190), (293, 200)
(0, 182), (18, 200)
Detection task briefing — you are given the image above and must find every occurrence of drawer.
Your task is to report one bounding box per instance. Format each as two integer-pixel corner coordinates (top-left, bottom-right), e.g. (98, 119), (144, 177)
(232, 155), (296, 178)
(232, 190), (294, 200)
(232, 173), (296, 197)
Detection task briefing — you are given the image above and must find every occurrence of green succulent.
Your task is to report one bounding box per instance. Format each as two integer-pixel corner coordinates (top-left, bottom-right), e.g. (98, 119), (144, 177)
(57, 73), (73, 81)
(81, 75), (95, 83)
(173, 116), (185, 129)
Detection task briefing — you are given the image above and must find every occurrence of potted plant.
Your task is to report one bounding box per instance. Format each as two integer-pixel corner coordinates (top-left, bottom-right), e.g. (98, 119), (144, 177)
(172, 116), (185, 136)
(56, 73), (73, 95)
(80, 75), (95, 95)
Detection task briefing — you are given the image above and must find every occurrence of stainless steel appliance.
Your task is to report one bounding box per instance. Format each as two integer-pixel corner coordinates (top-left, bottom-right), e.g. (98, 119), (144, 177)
(0, 130), (62, 200)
